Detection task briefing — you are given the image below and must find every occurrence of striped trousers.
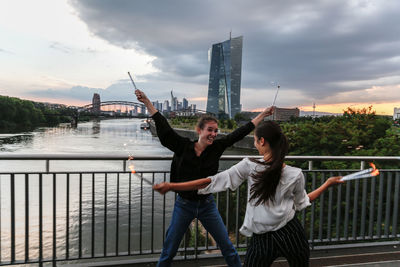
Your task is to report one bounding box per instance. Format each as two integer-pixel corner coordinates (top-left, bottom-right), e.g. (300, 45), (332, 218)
(244, 217), (310, 267)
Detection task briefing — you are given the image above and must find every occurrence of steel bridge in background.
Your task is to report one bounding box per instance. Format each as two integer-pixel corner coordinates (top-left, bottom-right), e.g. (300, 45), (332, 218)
(0, 155), (399, 266)
(79, 101), (145, 113)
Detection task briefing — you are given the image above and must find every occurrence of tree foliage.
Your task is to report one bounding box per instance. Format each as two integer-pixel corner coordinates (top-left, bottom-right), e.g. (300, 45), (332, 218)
(0, 95), (76, 132)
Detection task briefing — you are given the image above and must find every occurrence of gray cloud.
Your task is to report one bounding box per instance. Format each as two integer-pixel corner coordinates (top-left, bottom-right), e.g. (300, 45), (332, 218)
(67, 0), (400, 106)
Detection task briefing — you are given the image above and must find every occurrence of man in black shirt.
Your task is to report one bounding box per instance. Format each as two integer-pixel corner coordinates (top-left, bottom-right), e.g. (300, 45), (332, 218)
(136, 89), (274, 267)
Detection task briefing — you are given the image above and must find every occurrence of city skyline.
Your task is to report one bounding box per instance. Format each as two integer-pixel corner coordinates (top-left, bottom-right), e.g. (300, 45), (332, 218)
(1, 1), (400, 115)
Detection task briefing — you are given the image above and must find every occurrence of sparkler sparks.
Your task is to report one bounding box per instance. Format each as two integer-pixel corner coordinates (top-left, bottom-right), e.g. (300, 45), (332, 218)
(127, 155), (154, 185)
(341, 163), (380, 181)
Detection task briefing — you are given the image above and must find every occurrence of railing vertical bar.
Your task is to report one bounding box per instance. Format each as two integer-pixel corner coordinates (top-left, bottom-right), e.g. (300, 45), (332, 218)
(215, 192), (220, 247)
(151, 173), (155, 253)
(0, 175), (2, 261)
(39, 174), (43, 263)
(25, 174), (29, 262)
(140, 173), (143, 254)
(52, 174), (56, 263)
(352, 179), (359, 239)
(79, 173), (82, 258)
(327, 176), (333, 241)
(91, 173), (95, 258)
(128, 172), (132, 254)
(327, 171), (333, 240)
(392, 172), (399, 237)
(377, 173), (384, 237)
(318, 173), (325, 241)
(116, 173), (120, 255)
(336, 173), (342, 241)
(10, 174), (15, 263)
(162, 173), (166, 246)
(360, 178), (368, 239)
(226, 190), (230, 230)
(384, 172), (392, 237)
(235, 187), (240, 248)
(309, 173), (316, 242)
(301, 171), (307, 227)
(104, 173), (108, 257)
(183, 225), (187, 260)
(66, 174), (70, 259)
(344, 180), (351, 239)
(194, 218), (198, 259)
(368, 176), (376, 238)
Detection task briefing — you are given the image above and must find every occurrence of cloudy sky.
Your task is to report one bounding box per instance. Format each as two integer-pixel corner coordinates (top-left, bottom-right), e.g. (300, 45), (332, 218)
(1, 0), (400, 115)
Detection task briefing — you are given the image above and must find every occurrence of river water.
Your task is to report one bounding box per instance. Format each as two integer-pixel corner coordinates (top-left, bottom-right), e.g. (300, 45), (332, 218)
(0, 118), (255, 264)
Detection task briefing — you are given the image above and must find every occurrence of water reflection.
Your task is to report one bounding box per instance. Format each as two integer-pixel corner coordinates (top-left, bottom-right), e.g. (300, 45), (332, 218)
(0, 118), (256, 263)
(92, 119), (101, 136)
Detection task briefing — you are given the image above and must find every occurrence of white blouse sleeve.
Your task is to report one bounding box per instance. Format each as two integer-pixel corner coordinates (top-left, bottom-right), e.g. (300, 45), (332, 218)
(198, 158), (251, 194)
(293, 171), (311, 211)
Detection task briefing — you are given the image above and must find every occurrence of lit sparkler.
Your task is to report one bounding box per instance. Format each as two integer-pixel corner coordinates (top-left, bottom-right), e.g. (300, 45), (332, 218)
(341, 163), (380, 181)
(127, 156), (153, 185)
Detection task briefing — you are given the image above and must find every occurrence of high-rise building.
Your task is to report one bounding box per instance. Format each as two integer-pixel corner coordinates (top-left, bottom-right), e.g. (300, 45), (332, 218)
(163, 100), (170, 112)
(171, 91), (179, 111)
(206, 36), (243, 118)
(92, 93), (101, 114)
(183, 98), (188, 110)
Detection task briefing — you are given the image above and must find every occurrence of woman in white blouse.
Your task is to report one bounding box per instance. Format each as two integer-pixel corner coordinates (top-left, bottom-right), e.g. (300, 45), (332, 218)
(154, 121), (344, 266)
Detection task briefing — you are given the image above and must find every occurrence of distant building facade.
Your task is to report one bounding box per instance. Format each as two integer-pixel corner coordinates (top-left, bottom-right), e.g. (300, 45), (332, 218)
(206, 36), (243, 118)
(267, 107), (300, 121)
(163, 100), (170, 112)
(394, 107), (400, 120)
(182, 98), (188, 110)
(92, 93), (101, 114)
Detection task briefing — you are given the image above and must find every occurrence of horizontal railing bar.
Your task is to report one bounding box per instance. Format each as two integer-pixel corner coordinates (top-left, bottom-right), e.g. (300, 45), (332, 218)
(1, 169), (398, 176)
(0, 171), (171, 175)
(0, 154), (399, 161)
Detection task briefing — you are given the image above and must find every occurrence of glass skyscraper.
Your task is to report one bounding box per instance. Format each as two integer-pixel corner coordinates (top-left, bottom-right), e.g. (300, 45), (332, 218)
(206, 36), (243, 118)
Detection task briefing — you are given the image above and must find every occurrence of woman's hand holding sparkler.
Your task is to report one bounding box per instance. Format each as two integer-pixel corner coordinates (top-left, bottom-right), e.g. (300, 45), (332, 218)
(153, 182), (172, 195)
(153, 178), (212, 195)
(262, 106), (275, 117)
(135, 89), (148, 103)
(251, 106), (275, 126)
(308, 176), (344, 202)
(135, 89), (158, 115)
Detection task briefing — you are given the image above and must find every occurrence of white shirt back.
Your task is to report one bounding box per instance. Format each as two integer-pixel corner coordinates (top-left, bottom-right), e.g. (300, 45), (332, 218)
(198, 157), (310, 236)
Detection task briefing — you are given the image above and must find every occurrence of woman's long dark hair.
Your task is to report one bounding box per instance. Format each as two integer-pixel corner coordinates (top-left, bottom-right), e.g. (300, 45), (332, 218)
(249, 121), (288, 206)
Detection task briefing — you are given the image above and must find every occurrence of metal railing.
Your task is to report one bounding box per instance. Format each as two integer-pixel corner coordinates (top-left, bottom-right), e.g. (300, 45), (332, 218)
(0, 154), (399, 266)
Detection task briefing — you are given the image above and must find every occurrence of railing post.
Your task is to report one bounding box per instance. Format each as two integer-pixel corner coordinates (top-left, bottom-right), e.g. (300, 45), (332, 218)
(46, 159), (50, 173)
(11, 174), (15, 263)
(308, 160), (313, 171)
(360, 160), (365, 170)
